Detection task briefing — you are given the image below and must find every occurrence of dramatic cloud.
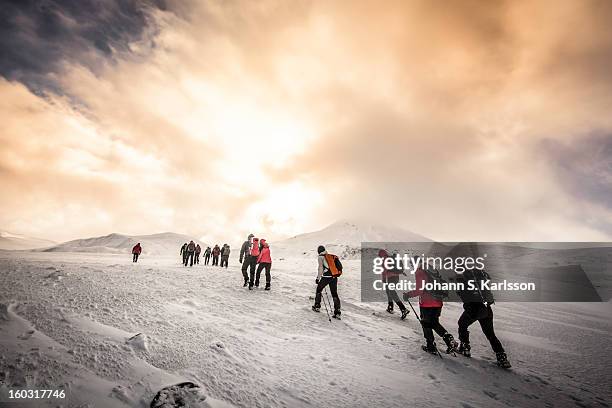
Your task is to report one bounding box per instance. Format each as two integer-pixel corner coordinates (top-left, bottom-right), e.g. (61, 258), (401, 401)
(1, 0), (611, 243)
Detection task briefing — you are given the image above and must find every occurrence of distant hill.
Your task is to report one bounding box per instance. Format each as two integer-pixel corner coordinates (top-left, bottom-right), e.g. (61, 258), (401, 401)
(276, 220), (429, 258)
(43, 232), (207, 255)
(0, 230), (56, 250)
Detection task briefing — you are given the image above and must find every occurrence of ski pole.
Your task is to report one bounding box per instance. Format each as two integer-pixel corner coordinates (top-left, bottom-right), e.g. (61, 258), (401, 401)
(406, 297), (420, 323)
(321, 289), (332, 322)
(324, 288), (334, 317)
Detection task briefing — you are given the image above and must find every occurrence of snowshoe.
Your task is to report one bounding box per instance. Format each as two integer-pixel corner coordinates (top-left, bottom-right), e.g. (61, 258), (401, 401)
(496, 352), (512, 369)
(312, 306), (321, 313)
(458, 342), (471, 357)
(442, 333), (458, 355)
(386, 305), (394, 314)
(400, 309), (409, 320)
(422, 343), (439, 355)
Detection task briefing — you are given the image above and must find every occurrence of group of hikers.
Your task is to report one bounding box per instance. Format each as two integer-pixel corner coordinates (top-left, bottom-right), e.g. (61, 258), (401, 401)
(374, 248), (511, 368)
(239, 234), (273, 290)
(132, 235), (510, 368)
(180, 241), (231, 267)
(310, 244), (510, 368)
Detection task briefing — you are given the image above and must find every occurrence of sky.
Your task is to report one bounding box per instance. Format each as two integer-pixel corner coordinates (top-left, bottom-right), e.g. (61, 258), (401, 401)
(1, 0), (612, 245)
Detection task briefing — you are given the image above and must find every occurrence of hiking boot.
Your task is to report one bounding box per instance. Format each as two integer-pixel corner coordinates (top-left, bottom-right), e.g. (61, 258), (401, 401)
(248, 284), (253, 290)
(458, 342), (471, 357)
(243, 281), (248, 287)
(442, 333), (458, 354)
(422, 342), (438, 355)
(400, 309), (409, 320)
(496, 352), (511, 369)
(264, 285), (270, 291)
(333, 311), (341, 320)
(386, 305), (394, 314)
(312, 306), (320, 313)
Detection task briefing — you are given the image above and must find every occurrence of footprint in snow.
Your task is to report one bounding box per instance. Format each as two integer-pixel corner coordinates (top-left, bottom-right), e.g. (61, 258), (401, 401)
(483, 390), (499, 400)
(18, 330), (35, 340)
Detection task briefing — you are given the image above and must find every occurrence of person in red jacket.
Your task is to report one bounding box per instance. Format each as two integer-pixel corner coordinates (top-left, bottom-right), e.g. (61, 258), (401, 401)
(404, 257), (458, 355)
(379, 249), (409, 320)
(254, 239), (272, 290)
(132, 243), (142, 263)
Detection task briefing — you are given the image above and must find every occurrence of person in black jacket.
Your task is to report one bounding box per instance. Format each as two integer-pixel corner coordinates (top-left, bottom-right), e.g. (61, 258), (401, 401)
(180, 243), (188, 265)
(220, 244), (230, 268)
(185, 240), (196, 267)
(204, 247), (211, 265)
(454, 269), (511, 368)
(239, 234), (255, 286)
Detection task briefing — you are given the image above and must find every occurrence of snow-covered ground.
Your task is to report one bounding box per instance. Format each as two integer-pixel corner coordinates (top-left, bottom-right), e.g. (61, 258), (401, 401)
(1, 251), (611, 407)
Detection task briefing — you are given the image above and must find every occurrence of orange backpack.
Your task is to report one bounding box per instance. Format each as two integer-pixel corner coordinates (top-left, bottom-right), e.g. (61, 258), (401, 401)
(324, 254), (343, 277)
(250, 238), (260, 257)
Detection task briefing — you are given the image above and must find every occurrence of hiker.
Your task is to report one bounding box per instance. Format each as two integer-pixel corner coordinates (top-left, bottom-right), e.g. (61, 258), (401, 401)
(379, 249), (409, 320)
(132, 243), (142, 263)
(239, 234), (257, 287)
(195, 244), (201, 264)
(180, 243), (188, 265)
(185, 240), (196, 267)
(312, 245), (341, 319)
(254, 239), (272, 290)
(454, 268), (511, 368)
(212, 244), (221, 266)
(403, 258), (458, 355)
(204, 246), (211, 265)
(246, 237), (261, 289)
(220, 244), (230, 268)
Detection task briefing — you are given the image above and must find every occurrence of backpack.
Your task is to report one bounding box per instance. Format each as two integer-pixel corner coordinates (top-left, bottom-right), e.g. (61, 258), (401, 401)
(250, 239), (260, 257)
(323, 254), (343, 277)
(424, 268), (448, 300)
(457, 269), (495, 304)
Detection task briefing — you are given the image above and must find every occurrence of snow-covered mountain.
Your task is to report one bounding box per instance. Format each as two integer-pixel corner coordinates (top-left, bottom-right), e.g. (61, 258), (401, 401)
(43, 232), (207, 255)
(276, 220), (429, 258)
(0, 230), (56, 250)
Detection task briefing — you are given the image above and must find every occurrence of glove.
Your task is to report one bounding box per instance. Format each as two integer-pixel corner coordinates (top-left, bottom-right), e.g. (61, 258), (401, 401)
(315, 278), (320, 284)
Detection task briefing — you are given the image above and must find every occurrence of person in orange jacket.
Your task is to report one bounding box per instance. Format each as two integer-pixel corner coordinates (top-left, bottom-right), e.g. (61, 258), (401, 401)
(254, 239), (272, 290)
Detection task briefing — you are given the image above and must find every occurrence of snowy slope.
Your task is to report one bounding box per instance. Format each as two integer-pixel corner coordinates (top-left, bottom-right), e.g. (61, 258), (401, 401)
(0, 251), (610, 408)
(43, 232), (207, 255)
(276, 220), (429, 258)
(0, 230), (56, 250)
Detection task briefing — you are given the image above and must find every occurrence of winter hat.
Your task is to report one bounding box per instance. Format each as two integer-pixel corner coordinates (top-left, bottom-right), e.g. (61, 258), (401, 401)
(317, 245), (326, 254)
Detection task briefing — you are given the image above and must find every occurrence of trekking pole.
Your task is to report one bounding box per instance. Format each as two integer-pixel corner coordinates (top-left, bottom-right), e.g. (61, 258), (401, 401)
(321, 289), (332, 323)
(324, 288), (334, 317)
(406, 297), (442, 359)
